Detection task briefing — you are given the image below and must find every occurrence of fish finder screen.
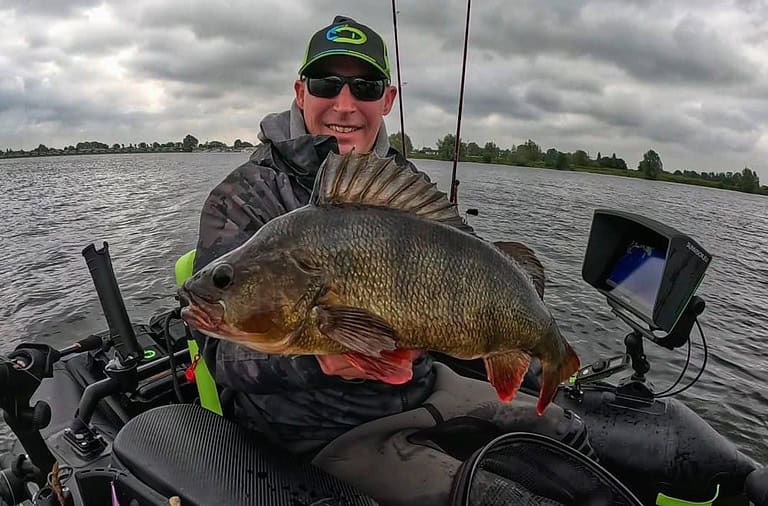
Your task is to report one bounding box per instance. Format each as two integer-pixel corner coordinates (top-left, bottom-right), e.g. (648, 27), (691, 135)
(605, 241), (666, 318)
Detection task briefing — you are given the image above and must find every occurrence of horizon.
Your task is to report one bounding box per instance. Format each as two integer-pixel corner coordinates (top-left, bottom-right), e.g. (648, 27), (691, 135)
(3, 134), (762, 180)
(2, 1), (767, 179)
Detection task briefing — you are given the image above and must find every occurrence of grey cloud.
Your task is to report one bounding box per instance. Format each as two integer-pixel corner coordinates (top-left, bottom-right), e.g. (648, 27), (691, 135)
(1, 0), (767, 179)
(0, 76), (147, 128)
(406, 75), (539, 121)
(127, 32), (291, 90)
(524, 86), (564, 113)
(136, 1), (315, 49)
(63, 26), (136, 56)
(1, 0), (102, 18)
(690, 105), (757, 133)
(443, 1), (756, 86)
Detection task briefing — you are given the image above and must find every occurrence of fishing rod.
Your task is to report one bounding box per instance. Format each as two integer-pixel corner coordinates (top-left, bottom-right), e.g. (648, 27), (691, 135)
(449, 0), (472, 204)
(391, 0), (407, 161)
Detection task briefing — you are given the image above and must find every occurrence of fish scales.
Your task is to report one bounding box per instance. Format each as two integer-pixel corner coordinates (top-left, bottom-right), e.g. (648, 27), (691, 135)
(253, 204), (551, 357)
(180, 151), (580, 414)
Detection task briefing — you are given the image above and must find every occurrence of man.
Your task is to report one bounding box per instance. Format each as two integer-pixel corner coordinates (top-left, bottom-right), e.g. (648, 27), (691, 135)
(194, 13), (436, 454)
(193, 15), (591, 505)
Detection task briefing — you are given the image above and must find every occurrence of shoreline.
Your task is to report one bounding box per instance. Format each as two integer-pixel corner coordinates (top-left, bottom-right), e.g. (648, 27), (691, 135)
(2, 149), (764, 196)
(408, 153), (768, 197)
(0, 148), (250, 159)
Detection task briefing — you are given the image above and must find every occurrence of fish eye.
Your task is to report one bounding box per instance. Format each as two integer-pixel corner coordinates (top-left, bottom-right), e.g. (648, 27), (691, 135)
(212, 263), (234, 290)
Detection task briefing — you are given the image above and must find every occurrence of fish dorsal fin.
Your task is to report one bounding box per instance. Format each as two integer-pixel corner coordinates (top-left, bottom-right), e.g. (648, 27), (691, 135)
(311, 151), (475, 234)
(493, 241), (546, 300)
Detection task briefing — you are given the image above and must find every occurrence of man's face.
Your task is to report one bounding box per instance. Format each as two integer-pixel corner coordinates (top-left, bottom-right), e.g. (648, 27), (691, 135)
(294, 55), (397, 154)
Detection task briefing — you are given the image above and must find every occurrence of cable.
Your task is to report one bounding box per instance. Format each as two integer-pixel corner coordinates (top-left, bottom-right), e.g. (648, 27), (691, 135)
(654, 318), (708, 399)
(653, 334), (692, 397)
(163, 309), (185, 404)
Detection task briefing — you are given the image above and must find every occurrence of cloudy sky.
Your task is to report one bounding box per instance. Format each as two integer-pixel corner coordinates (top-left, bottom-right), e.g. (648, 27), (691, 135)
(2, 0), (767, 178)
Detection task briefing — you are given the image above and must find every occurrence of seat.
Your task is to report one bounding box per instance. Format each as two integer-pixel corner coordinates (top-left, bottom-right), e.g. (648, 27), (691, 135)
(112, 404), (378, 506)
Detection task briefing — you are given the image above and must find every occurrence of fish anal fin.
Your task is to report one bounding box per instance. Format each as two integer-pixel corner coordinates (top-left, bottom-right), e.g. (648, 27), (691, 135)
(537, 343), (581, 416)
(311, 151), (475, 235)
(484, 351), (532, 404)
(314, 304), (397, 356)
(343, 349), (415, 384)
(494, 241), (546, 300)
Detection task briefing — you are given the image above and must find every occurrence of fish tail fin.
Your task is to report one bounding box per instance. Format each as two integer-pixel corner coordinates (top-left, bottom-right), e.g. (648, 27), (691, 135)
(537, 338), (581, 416)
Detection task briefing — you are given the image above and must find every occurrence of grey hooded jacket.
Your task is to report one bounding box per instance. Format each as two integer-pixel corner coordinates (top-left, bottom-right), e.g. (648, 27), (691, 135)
(192, 102), (436, 454)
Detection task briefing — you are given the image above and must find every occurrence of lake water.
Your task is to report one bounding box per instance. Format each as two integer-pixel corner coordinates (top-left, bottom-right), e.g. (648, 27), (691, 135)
(1, 153), (766, 464)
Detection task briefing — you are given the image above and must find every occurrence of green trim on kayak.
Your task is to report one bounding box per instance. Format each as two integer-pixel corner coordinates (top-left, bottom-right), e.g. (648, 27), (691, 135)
(175, 248), (222, 415)
(656, 484), (719, 505)
(174, 249), (197, 287)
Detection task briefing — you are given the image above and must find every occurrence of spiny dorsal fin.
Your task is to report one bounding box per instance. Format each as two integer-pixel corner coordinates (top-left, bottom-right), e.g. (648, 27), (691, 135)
(311, 151), (475, 234)
(493, 241), (546, 300)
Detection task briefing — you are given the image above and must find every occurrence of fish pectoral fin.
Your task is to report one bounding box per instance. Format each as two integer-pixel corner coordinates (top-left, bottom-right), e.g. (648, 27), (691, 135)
(315, 304), (398, 356)
(483, 351), (532, 404)
(493, 241), (546, 300)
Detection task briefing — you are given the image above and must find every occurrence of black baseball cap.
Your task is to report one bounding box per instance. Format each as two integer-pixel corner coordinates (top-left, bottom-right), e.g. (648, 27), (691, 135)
(299, 15), (391, 81)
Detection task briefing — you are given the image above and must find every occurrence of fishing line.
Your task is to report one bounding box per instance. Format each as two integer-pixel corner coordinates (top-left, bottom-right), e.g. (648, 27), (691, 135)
(449, 0), (472, 204)
(391, 0), (407, 161)
(654, 318), (708, 399)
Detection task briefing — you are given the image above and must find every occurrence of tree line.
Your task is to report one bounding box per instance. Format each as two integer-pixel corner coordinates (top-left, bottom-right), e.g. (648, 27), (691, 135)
(0, 134), (254, 158)
(389, 132), (765, 195)
(3, 131), (763, 195)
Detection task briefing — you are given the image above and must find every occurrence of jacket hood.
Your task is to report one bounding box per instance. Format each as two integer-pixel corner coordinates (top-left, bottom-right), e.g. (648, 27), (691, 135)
(254, 100), (391, 191)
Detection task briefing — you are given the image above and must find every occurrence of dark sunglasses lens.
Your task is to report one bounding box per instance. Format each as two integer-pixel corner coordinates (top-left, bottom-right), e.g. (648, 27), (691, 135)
(306, 76), (385, 101)
(350, 78), (385, 101)
(307, 77), (344, 98)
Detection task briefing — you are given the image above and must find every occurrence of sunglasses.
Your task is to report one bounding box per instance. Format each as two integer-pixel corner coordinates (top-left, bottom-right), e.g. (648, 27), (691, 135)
(304, 75), (388, 101)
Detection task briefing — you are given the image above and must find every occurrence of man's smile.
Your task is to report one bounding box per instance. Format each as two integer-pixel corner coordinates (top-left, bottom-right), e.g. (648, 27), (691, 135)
(327, 124), (361, 134)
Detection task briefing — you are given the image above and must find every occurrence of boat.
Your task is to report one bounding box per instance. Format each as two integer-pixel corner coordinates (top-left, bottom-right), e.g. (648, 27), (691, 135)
(1, 208), (765, 506)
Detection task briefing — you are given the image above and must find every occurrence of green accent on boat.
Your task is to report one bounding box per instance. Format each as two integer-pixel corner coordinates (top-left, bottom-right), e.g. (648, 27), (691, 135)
(143, 349), (157, 360)
(175, 248), (223, 416)
(187, 338), (222, 415)
(174, 249), (197, 287)
(656, 484), (719, 506)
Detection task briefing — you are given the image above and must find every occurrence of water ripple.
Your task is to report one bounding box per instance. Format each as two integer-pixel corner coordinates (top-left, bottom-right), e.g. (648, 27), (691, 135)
(1, 155), (766, 463)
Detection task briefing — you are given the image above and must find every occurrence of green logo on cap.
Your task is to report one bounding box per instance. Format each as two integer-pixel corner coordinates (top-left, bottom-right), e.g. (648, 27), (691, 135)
(326, 24), (367, 45)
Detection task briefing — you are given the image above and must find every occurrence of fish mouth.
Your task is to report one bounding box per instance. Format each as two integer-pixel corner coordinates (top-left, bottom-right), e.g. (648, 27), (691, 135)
(178, 289), (226, 334)
(177, 288), (279, 348)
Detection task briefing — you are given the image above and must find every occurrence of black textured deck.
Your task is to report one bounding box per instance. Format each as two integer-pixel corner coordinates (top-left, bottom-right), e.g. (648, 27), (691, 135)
(112, 404), (378, 505)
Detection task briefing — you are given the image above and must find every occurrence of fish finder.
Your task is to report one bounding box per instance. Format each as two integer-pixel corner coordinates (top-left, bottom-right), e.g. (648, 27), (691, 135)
(582, 209), (711, 335)
(572, 209), (712, 401)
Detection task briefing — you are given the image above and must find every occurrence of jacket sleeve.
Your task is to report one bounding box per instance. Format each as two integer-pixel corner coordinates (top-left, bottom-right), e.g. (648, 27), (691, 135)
(190, 157), (307, 390)
(193, 159), (304, 271)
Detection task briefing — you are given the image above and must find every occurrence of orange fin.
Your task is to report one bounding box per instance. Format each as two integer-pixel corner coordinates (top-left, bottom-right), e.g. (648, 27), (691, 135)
(343, 349), (415, 384)
(484, 351), (531, 403)
(537, 343), (581, 415)
(315, 304), (397, 356)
